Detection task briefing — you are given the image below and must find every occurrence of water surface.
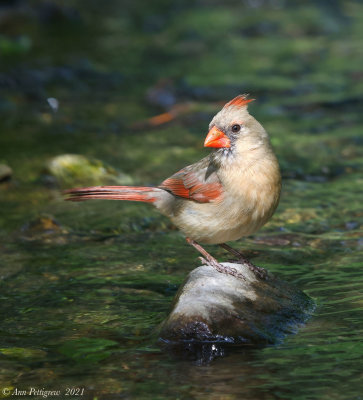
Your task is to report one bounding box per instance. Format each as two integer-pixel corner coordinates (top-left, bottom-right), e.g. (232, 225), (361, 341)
(0, 1), (362, 399)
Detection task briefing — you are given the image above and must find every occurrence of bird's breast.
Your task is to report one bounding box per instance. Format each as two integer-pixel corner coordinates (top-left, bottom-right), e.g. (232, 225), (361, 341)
(170, 155), (281, 244)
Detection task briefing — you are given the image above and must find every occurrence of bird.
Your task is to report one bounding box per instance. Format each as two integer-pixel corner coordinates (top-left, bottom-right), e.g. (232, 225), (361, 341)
(65, 95), (281, 280)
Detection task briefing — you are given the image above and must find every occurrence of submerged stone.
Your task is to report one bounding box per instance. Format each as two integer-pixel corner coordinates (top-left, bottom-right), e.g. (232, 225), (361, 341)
(46, 154), (133, 187)
(20, 214), (69, 244)
(159, 262), (314, 345)
(21, 215), (62, 235)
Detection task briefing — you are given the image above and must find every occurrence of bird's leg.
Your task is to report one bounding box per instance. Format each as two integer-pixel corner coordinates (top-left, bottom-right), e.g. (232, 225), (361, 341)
(219, 243), (267, 280)
(186, 238), (245, 280)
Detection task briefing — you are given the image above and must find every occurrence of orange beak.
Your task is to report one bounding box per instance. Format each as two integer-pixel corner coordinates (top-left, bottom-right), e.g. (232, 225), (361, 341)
(204, 126), (231, 148)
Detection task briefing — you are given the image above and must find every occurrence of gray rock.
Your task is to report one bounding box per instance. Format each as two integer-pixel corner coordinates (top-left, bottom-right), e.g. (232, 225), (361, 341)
(46, 154), (133, 187)
(0, 164), (12, 182)
(159, 262), (314, 346)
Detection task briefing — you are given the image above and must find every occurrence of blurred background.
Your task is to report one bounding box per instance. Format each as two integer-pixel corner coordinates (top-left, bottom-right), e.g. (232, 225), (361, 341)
(0, 1), (362, 399)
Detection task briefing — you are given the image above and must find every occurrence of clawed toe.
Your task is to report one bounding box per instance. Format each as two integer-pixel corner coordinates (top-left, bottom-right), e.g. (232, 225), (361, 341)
(204, 259), (246, 281)
(198, 257), (209, 265)
(229, 259), (268, 280)
(187, 238), (246, 280)
(220, 243), (267, 280)
(246, 262), (267, 280)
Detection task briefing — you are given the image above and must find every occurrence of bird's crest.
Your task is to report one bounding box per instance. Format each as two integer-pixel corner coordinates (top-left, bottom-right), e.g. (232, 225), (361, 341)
(224, 94), (254, 109)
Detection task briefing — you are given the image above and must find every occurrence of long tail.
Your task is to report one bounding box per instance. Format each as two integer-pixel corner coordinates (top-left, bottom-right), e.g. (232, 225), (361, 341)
(64, 185), (160, 203)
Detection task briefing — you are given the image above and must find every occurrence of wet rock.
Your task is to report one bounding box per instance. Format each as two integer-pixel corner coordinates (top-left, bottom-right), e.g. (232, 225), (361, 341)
(159, 262), (314, 346)
(21, 215), (62, 235)
(20, 215), (68, 244)
(253, 235), (291, 246)
(0, 347), (47, 360)
(37, 2), (81, 24)
(46, 154), (133, 187)
(146, 78), (176, 109)
(0, 164), (12, 182)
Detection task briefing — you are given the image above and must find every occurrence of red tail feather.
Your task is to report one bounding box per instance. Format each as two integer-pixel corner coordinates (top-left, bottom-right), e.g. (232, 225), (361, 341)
(64, 186), (158, 203)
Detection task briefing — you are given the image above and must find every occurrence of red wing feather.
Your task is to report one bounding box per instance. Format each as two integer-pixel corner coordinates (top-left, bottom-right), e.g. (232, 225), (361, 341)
(159, 178), (190, 198)
(159, 170), (222, 203)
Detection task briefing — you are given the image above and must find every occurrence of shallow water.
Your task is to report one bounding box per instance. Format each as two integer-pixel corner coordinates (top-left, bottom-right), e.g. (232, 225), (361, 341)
(0, 1), (362, 399)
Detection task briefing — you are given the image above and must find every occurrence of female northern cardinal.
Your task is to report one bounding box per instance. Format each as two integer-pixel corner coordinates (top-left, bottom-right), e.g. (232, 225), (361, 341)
(65, 95), (281, 279)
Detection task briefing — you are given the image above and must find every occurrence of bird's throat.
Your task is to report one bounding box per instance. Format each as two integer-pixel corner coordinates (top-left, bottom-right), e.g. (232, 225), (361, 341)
(211, 146), (235, 165)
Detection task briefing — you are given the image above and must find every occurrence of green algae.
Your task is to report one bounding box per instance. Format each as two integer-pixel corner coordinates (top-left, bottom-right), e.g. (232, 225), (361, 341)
(58, 338), (119, 364)
(46, 154), (134, 187)
(0, 1), (362, 399)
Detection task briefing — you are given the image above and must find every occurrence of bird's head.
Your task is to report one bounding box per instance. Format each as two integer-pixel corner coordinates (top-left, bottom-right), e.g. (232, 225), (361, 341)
(205, 94), (270, 160)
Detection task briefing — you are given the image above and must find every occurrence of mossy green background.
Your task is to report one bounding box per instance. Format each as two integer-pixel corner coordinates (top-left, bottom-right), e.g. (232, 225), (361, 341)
(0, 1), (362, 399)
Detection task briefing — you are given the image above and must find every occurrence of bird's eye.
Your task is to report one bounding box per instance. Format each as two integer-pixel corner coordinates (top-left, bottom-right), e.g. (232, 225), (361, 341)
(231, 124), (240, 133)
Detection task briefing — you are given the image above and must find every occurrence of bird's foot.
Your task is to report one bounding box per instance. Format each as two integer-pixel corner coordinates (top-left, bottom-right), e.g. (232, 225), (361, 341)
(232, 258), (268, 280)
(198, 257), (209, 266)
(186, 238), (245, 280)
(199, 257), (246, 281)
(221, 243), (267, 280)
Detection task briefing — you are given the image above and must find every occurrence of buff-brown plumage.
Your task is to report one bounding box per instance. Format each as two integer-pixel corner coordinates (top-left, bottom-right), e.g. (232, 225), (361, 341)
(66, 95), (281, 250)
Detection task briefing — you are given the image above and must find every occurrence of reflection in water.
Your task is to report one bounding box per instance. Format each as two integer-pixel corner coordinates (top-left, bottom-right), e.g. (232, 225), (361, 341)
(0, 0), (362, 399)
(160, 341), (229, 365)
